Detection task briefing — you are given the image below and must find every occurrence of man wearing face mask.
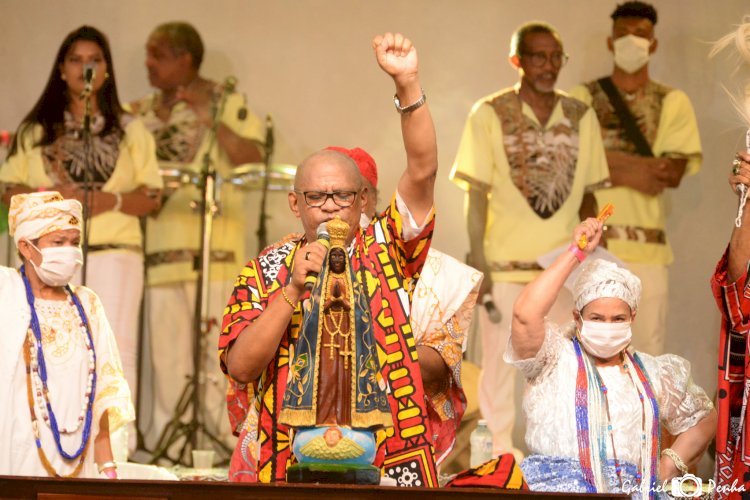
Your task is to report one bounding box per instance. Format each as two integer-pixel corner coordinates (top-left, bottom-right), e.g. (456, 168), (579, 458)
(0, 192), (133, 478)
(570, 1), (702, 357)
(508, 218), (715, 495)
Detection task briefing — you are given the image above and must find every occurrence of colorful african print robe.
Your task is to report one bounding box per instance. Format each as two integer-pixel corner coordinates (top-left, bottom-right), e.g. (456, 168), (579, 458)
(712, 248), (750, 499)
(219, 195), (439, 487)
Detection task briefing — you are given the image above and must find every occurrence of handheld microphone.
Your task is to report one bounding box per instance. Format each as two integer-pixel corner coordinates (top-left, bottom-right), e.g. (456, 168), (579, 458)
(304, 223), (331, 292)
(482, 293), (502, 324)
(81, 63), (96, 98)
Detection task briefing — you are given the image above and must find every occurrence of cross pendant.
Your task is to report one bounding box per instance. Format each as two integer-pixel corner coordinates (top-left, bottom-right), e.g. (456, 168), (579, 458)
(338, 346), (355, 370)
(323, 337), (338, 360)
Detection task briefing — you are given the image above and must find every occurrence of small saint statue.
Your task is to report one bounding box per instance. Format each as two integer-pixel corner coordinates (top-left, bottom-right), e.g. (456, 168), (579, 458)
(280, 216), (392, 484)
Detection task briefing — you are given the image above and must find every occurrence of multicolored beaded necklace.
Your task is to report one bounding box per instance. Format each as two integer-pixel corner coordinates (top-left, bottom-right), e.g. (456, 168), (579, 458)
(20, 265), (97, 476)
(573, 337), (660, 498)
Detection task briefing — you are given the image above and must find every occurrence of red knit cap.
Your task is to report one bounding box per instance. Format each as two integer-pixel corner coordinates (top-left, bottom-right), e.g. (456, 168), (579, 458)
(324, 146), (378, 189)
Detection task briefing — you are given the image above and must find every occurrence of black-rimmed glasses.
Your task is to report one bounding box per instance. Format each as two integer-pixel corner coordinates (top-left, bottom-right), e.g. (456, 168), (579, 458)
(296, 190), (358, 208)
(521, 51), (569, 68)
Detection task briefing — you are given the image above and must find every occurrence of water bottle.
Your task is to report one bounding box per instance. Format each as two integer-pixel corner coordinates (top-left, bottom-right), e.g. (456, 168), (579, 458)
(469, 419), (493, 468)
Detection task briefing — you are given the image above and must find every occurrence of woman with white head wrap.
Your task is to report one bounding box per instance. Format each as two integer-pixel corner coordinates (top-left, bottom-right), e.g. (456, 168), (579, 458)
(507, 217), (715, 498)
(0, 192), (133, 479)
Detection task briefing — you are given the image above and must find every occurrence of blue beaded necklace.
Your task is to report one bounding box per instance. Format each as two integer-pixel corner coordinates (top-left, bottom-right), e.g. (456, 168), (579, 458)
(21, 264), (97, 460)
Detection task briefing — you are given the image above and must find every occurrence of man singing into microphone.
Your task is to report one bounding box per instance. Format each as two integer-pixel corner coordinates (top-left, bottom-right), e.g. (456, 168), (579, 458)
(219, 32), (441, 486)
(128, 21), (265, 453)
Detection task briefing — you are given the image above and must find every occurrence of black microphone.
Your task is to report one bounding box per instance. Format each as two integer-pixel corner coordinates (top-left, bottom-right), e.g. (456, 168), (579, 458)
(482, 293), (502, 324)
(81, 63), (96, 98)
(304, 223), (331, 292)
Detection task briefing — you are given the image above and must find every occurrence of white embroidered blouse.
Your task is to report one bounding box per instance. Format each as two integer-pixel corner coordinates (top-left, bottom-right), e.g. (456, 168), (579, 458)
(504, 321), (714, 465)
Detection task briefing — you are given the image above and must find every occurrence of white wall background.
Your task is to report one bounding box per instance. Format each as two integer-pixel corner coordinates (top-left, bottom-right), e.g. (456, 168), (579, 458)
(1, 0), (748, 408)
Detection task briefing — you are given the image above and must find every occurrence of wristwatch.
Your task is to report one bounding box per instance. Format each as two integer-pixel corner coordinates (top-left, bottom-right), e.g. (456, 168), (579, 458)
(393, 90), (426, 114)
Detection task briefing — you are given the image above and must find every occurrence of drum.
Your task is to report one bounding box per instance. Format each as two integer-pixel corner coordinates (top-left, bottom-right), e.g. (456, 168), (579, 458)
(228, 162), (296, 191)
(158, 162), (201, 194)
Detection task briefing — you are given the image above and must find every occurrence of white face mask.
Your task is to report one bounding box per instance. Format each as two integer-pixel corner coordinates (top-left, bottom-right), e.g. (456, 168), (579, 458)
(578, 320), (632, 359)
(28, 243), (83, 287)
(613, 34), (652, 74)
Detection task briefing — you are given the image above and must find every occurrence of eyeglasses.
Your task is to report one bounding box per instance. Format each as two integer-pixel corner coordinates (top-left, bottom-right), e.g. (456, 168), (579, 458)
(296, 190), (358, 208)
(521, 51), (569, 68)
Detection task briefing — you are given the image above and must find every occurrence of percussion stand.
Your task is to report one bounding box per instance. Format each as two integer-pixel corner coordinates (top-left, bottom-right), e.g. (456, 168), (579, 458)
(150, 79), (235, 465)
(256, 115), (274, 253)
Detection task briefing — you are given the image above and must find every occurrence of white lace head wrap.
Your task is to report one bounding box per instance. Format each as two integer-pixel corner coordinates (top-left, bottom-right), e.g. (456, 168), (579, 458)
(8, 192), (83, 247)
(573, 259), (641, 312)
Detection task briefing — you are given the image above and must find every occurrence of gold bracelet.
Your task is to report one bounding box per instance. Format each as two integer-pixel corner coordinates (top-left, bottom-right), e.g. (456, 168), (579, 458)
(280, 287), (297, 309)
(97, 460), (117, 473)
(661, 448), (688, 475)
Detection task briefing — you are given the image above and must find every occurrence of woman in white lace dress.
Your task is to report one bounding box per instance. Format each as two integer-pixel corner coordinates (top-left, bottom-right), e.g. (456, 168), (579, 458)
(0, 192), (133, 478)
(507, 217), (716, 498)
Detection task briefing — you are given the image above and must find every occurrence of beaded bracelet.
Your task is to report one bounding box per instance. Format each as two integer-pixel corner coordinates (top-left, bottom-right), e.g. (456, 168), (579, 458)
(280, 287), (297, 309)
(97, 460), (117, 474)
(661, 448), (688, 476)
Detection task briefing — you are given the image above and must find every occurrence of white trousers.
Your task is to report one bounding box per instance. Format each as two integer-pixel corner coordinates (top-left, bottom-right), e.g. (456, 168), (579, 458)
(141, 280), (234, 455)
(478, 281), (574, 458)
(624, 262), (668, 356)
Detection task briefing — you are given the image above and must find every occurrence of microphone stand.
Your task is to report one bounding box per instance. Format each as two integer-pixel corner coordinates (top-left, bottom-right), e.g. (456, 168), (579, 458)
(80, 83), (94, 286)
(256, 115), (274, 253)
(150, 77), (235, 465)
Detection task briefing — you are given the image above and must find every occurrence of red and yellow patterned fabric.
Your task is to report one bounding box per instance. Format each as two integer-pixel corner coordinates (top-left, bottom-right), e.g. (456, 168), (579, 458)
(219, 194), (438, 486)
(445, 454), (528, 489)
(711, 248), (750, 499)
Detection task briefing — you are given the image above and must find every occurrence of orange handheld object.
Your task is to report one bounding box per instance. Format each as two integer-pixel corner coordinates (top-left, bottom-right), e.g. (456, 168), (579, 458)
(577, 203), (614, 249)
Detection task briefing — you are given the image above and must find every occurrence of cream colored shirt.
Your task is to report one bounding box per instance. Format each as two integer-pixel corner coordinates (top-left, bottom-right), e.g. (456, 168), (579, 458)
(569, 81), (702, 265)
(0, 118), (162, 247)
(450, 87), (609, 283)
(131, 92), (264, 285)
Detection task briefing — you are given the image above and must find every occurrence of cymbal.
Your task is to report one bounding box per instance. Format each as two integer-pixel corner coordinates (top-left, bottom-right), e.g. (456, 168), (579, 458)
(228, 162), (297, 191)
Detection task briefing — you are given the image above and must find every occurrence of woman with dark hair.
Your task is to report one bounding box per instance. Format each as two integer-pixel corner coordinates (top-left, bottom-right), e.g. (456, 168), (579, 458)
(0, 25), (162, 458)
